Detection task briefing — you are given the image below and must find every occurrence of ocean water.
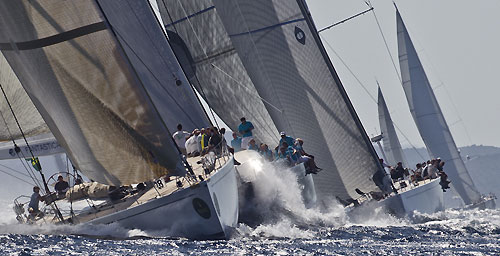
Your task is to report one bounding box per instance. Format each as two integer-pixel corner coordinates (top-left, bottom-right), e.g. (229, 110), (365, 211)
(0, 162), (498, 255)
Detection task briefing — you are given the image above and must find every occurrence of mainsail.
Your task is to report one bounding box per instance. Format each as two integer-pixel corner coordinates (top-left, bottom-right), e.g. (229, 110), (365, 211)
(156, 0), (281, 146)
(212, 0), (384, 201)
(0, 53), (49, 141)
(396, 8), (481, 204)
(378, 86), (407, 167)
(0, 0), (203, 185)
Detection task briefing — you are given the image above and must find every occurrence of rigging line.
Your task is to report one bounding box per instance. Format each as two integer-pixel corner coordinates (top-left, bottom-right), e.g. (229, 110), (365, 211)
(0, 167), (35, 186)
(0, 82), (51, 201)
(0, 162), (33, 179)
(202, 65), (277, 140)
(380, 4), (472, 147)
(167, 1), (219, 129)
(320, 35), (426, 162)
(173, 1), (224, 129)
(233, 1), (295, 136)
(0, 103), (42, 187)
(111, 29), (201, 128)
(175, 1), (209, 59)
(125, 1), (178, 83)
(320, 34), (376, 103)
(165, 2), (277, 140)
(210, 64), (283, 114)
(151, 2), (213, 130)
(370, 5), (402, 83)
(0, 83), (35, 159)
(318, 6), (374, 33)
(417, 46), (474, 146)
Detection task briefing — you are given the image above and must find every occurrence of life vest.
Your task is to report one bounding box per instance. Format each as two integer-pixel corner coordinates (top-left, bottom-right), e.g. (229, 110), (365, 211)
(201, 134), (207, 149)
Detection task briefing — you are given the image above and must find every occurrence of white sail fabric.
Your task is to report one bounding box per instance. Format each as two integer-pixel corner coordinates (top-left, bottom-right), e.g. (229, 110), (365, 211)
(155, 0), (281, 146)
(0, 53), (49, 141)
(213, 0), (383, 201)
(0, 0), (188, 185)
(378, 87), (407, 167)
(396, 9), (480, 204)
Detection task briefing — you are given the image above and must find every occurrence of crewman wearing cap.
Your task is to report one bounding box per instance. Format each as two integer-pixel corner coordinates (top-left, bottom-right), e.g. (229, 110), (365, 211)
(276, 131), (295, 151)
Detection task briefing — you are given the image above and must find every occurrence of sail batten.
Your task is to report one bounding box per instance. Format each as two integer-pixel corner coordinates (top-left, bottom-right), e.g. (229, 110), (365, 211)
(378, 87), (407, 167)
(396, 9), (480, 204)
(0, 0), (202, 185)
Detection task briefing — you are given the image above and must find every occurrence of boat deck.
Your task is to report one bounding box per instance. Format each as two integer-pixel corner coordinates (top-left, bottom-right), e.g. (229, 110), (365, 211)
(27, 153), (231, 225)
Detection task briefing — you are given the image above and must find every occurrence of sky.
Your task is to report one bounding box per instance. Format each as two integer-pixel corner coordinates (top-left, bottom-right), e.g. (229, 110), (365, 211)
(306, 0), (500, 148)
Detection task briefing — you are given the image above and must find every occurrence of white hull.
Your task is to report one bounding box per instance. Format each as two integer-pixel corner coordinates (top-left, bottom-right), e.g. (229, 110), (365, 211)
(88, 157), (239, 239)
(464, 195), (497, 210)
(379, 179), (444, 216)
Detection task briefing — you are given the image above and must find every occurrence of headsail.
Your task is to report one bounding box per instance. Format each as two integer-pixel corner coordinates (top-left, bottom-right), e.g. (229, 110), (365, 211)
(155, 0), (281, 146)
(0, 53), (49, 141)
(396, 8), (480, 204)
(378, 86), (408, 167)
(212, 0), (384, 201)
(0, 0), (195, 185)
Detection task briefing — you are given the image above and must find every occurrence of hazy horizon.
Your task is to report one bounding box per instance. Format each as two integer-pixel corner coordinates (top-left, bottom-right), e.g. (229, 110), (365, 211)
(307, 0), (500, 148)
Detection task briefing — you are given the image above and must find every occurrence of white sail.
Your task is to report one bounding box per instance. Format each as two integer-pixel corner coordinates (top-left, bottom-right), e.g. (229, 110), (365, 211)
(378, 86), (407, 167)
(0, 0), (200, 185)
(396, 8), (480, 204)
(212, 0), (384, 202)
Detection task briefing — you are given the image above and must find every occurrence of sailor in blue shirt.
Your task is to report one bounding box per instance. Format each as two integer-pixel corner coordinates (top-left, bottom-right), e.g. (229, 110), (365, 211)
(277, 131), (295, 151)
(238, 117), (254, 149)
(230, 132), (242, 152)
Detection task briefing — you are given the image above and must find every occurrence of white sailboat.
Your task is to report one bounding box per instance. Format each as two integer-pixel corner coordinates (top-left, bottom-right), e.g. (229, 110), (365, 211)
(395, 6), (495, 209)
(0, 0), (238, 239)
(375, 86), (444, 216)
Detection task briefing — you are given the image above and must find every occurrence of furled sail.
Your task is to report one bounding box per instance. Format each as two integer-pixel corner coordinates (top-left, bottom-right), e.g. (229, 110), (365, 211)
(0, 53), (49, 141)
(378, 86), (407, 167)
(396, 8), (480, 204)
(213, 0), (384, 201)
(155, 0), (281, 146)
(0, 0), (194, 185)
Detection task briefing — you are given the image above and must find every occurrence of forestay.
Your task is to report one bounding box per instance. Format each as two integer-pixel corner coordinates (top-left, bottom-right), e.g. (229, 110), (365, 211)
(396, 9), (480, 204)
(213, 0), (383, 201)
(155, 0), (281, 146)
(0, 53), (49, 141)
(378, 87), (407, 167)
(0, 0), (192, 185)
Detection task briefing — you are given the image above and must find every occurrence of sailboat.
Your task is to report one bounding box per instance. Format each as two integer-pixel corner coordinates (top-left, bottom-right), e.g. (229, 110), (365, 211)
(395, 6), (495, 209)
(152, 0), (441, 221)
(0, 0), (238, 239)
(375, 86), (444, 216)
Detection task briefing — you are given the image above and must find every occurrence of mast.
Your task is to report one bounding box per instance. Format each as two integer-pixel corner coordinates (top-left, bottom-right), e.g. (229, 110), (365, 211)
(212, 0), (385, 202)
(297, 0), (384, 172)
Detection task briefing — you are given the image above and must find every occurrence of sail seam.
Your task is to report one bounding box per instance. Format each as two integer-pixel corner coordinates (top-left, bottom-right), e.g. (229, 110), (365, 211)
(0, 22), (107, 51)
(164, 6), (215, 28)
(228, 18), (305, 37)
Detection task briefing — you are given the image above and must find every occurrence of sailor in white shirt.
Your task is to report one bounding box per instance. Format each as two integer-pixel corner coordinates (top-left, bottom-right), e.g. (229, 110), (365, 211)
(172, 124), (190, 155)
